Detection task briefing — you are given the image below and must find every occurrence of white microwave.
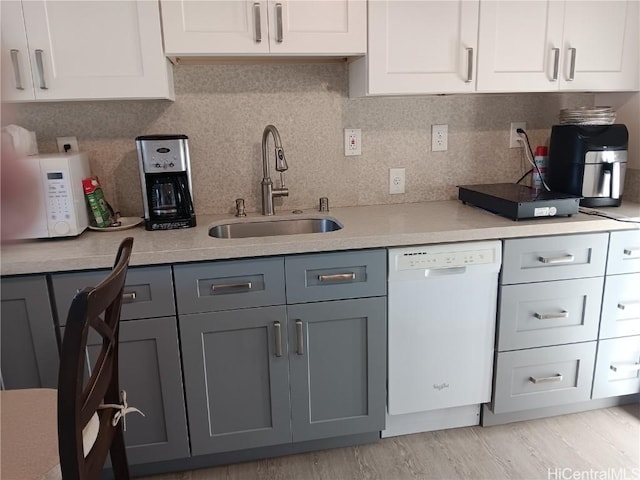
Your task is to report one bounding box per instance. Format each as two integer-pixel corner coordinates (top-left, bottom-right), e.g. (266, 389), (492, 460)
(18, 153), (91, 239)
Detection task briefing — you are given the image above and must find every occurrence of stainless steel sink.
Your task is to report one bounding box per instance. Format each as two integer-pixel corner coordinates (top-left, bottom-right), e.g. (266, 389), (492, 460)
(209, 217), (343, 239)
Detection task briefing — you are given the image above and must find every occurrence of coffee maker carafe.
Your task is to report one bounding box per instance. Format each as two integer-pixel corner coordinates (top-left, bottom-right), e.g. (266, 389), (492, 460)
(136, 134), (196, 230)
(547, 124), (628, 207)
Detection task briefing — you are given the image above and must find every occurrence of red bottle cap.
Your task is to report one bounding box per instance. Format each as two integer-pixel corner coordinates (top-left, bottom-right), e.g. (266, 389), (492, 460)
(535, 146), (548, 156)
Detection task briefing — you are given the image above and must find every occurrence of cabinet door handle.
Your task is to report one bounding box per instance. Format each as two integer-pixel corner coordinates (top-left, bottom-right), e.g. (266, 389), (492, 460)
(537, 254), (575, 264)
(318, 273), (356, 283)
(529, 374), (563, 384)
(35, 49), (48, 90)
(623, 248), (640, 257)
(617, 301), (640, 312)
(534, 310), (569, 320)
(551, 47), (560, 81)
(275, 3), (283, 43)
(122, 291), (137, 302)
(567, 47), (577, 81)
(9, 49), (24, 90)
(253, 3), (262, 43)
(465, 47), (473, 83)
(295, 320), (304, 355)
(274, 321), (282, 357)
(610, 362), (640, 373)
(210, 281), (252, 294)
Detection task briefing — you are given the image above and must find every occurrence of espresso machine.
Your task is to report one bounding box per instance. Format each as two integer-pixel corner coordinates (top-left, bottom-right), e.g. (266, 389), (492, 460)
(547, 124), (628, 207)
(136, 134), (196, 230)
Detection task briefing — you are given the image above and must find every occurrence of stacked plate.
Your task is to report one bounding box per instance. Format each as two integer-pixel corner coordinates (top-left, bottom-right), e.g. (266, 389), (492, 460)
(559, 106), (616, 125)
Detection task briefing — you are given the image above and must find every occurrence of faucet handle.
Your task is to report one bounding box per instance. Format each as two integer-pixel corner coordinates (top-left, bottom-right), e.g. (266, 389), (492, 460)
(235, 198), (247, 217)
(319, 197), (329, 212)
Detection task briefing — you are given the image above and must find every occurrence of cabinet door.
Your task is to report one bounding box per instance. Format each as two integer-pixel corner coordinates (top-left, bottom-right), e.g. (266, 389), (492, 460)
(366, 0), (479, 94)
(0, 276), (58, 389)
(161, 0), (269, 55)
(477, 1), (564, 92)
(268, 0), (366, 55)
(592, 336), (640, 399)
(20, 0), (172, 100)
(179, 307), (291, 455)
(288, 298), (386, 442)
(0, 1), (35, 101)
(560, 1), (639, 91)
(84, 317), (190, 465)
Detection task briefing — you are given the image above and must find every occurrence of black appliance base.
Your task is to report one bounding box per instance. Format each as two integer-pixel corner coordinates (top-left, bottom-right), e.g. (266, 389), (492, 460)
(580, 197), (622, 208)
(145, 217), (197, 231)
(458, 183), (581, 221)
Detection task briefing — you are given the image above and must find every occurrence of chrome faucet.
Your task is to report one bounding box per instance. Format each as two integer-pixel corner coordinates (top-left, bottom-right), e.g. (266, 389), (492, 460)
(261, 125), (289, 215)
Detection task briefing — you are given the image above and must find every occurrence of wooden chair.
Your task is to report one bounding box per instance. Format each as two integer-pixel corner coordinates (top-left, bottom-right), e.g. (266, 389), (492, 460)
(0, 237), (135, 480)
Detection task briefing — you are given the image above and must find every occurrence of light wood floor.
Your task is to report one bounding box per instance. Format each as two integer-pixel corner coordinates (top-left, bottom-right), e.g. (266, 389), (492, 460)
(141, 405), (640, 480)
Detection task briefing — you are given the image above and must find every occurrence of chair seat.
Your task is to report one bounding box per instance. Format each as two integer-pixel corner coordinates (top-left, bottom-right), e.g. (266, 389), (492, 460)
(0, 389), (61, 480)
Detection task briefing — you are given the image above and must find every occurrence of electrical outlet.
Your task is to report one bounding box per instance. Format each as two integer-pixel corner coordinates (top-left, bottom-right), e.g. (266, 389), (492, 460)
(344, 128), (361, 156)
(56, 136), (79, 153)
(509, 122), (527, 148)
(431, 124), (448, 152)
(389, 168), (405, 194)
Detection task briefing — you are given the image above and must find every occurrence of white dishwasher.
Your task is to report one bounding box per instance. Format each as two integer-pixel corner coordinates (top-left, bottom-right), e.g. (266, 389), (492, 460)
(385, 241), (502, 437)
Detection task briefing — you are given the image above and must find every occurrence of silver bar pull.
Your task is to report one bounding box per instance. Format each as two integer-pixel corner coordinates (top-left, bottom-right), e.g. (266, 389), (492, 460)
(275, 3), (283, 43)
(274, 321), (282, 357)
(623, 248), (640, 256)
(318, 273), (356, 283)
(295, 320), (304, 355)
(534, 310), (569, 320)
(610, 362), (640, 373)
(567, 47), (577, 81)
(465, 47), (473, 83)
(617, 301), (640, 311)
(9, 49), (24, 90)
(529, 374), (563, 384)
(551, 47), (560, 81)
(537, 254), (575, 264)
(211, 281), (252, 293)
(35, 49), (47, 89)
(253, 3), (262, 43)
(122, 291), (137, 302)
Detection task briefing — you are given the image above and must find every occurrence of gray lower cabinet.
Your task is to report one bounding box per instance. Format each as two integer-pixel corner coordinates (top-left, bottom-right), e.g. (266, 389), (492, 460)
(0, 276), (59, 389)
(85, 317), (190, 465)
(179, 306), (291, 455)
(288, 297), (386, 442)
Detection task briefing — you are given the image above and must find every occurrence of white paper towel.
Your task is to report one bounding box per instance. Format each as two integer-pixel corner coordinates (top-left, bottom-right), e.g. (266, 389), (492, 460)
(1, 124), (39, 156)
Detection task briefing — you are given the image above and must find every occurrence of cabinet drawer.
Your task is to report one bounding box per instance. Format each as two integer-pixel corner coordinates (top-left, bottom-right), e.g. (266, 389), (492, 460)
(501, 233), (608, 284)
(173, 257), (285, 314)
(600, 273), (640, 339)
(592, 336), (640, 400)
(492, 342), (596, 414)
(51, 266), (175, 325)
(607, 230), (640, 275)
(497, 277), (603, 351)
(285, 249), (386, 303)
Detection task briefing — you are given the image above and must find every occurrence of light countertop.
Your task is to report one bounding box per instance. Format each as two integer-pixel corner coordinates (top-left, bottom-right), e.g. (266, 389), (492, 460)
(2, 200), (639, 276)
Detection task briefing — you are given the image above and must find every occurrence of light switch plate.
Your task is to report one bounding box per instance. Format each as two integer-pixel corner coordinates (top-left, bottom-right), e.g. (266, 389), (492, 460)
(344, 128), (361, 156)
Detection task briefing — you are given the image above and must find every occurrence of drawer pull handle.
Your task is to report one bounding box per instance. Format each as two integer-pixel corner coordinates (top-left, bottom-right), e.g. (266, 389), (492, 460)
(318, 273), (356, 283)
(529, 374), (563, 384)
(295, 320), (304, 355)
(274, 321), (282, 357)
(534, 310), (569, 320)
(617, 301), (640, 311)
(122, 291), (137, 301)
(253, 3), (262, 43)
(211, 281), (252, 293)
(610, 362), (640, 373)
(623, 248), (640, 256)
(537, 254), (575, 264)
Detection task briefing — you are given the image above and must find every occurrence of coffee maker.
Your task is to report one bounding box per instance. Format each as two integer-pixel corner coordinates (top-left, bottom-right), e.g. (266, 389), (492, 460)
(547, 124), (628, 207)
(136, 134), (196, 230)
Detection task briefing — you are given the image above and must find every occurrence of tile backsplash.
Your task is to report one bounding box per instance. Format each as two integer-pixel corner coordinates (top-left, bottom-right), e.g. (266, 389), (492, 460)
(9, 63), (599, 216)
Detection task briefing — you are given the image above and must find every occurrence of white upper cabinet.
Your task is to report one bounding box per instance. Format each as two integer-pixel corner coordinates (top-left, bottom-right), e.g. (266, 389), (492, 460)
(477, 0), (639, 92)
(161, 0), (366, 57)
(1, 1), (173, 102)
(350, 0), (479, 96)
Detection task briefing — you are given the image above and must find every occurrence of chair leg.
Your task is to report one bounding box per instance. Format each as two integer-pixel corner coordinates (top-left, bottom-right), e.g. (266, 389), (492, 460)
(110, 426), (130, 480)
